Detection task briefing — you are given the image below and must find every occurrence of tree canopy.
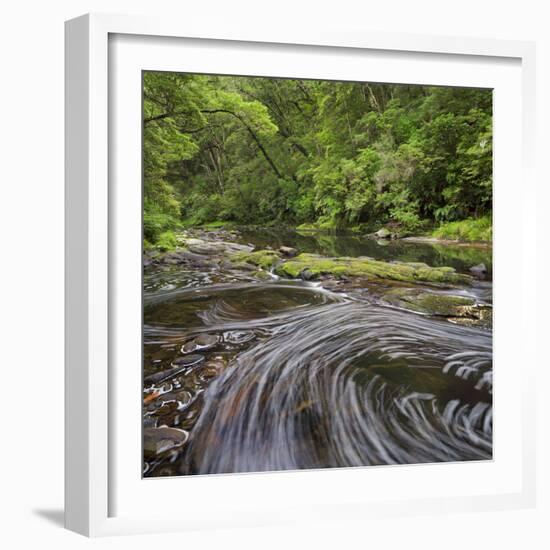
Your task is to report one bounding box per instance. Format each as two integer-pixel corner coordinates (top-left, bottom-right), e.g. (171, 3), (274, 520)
(143, 72), (492, 245)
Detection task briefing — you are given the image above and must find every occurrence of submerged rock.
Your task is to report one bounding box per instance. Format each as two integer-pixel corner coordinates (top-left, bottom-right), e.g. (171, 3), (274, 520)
(143, 427), (189, 457)
(143, 416), (158, 429)
(195, 359), (228, 382)
(144, 355), (205, 385)
(151, 389), (194, 408)
(223, 330), (256, 345)
(180, 334), (220, 354)
(171, 354), (206, 367)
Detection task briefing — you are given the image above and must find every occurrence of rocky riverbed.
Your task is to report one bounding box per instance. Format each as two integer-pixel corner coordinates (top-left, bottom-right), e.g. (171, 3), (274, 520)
(142, 227), (493, 476)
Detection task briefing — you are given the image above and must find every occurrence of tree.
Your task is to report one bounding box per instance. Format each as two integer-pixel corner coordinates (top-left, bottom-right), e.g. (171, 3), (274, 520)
(143, 72), (493, 245)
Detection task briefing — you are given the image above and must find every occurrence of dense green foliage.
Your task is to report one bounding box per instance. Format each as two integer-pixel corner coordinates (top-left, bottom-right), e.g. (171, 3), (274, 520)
(143, 72), (492, 243)
(431, 215), (492, 241)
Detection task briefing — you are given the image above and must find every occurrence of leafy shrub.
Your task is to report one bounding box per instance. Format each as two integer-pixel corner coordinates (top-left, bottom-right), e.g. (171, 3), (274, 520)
(156, 231), (178, 251)
(143, 209), (177, 243)
(432, 216), (492, 242)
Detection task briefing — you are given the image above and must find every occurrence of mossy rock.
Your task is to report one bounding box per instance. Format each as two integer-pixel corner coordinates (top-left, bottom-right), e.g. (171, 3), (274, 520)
(383, 288), (490, 325)
(251, 270), (273, 280)
(273, 253), (471, 285)
(375, 228), (391, 238)
(230, 249), (282, 270)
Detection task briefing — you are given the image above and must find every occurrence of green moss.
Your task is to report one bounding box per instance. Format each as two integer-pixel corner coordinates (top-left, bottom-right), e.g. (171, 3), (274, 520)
(274, 253), (471, 284)
(407, 293), (474, 315)
(383, 288), (487, 319)
(251, 270), (273, 280)
(230, 250), (282, 270)
(432, 216), (492, 242)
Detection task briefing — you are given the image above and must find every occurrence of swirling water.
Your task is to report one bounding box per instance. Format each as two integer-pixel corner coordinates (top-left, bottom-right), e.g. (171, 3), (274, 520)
(143, 231), (492, 477)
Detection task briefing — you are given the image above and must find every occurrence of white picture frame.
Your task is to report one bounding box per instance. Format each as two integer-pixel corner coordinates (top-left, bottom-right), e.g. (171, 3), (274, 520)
(65, 13), (537, 537)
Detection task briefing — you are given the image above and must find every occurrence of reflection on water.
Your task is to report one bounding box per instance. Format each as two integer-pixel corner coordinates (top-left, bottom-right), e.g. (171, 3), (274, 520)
(143, 229), (493, 477)
(237, 227), (493, 277)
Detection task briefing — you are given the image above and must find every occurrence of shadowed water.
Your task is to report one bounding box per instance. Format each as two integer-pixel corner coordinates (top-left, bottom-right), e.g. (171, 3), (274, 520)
(143, 231), (492, 477)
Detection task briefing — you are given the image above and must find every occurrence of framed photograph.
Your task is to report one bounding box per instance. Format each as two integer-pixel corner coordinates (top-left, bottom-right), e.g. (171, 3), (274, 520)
(65, 13), (537, 536)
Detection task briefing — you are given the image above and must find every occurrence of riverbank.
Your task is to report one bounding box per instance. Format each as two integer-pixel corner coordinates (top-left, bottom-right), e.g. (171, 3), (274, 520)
(144, 226), (492, 329)
(149, 217), (492, 256)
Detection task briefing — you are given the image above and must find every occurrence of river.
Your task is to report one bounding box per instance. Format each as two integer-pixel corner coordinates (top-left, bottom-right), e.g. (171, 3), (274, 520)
(142, 228), (492, 477)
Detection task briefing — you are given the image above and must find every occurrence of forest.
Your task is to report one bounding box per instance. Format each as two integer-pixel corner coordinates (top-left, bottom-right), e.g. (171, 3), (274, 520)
(142, 71), (494, 477)
(143, 72), (492, 249)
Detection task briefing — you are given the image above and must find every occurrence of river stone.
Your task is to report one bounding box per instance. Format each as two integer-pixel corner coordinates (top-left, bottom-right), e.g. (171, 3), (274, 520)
(251, 270), (273, 280)
(159, 382), (174, 393)
(279, 246), (298, 257)
(196, 361), (227, 382)
(185, 238), (253, 256)
(384, 288), (479, 318)
(375, 228), (391, 238)
(156, 389), (194, 408)
(143, 427), (189, 457)
(156, 401), (178, 416)
(171, 354), (205, 367)
(223, 330), (256, 345)
(159, 250), (189, 265)
(300, 268), (315, 281)
(470, 263), (488, 277)
(448, 307), (493, 329)
(173, 390), (193, 407)
(392, 260), (432, 270)
(144, 355), (205, 385)
(143, 416), (158, 429)
(180, 334), (220, 354)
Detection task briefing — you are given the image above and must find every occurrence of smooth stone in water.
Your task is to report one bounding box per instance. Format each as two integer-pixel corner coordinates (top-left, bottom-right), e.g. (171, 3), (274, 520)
(143, 416), (158, 429)
(383, 288), (479, 318)
(143, 427), (189, 457)
(223, 330), (256, 345)
(174, 390), (193, 407)
(157, 390), (194, 409)
(171, 354), (206, 367)
(197, 362), (226, 382)
(144, 355), (204, 385)
(181, 334), (220, 354)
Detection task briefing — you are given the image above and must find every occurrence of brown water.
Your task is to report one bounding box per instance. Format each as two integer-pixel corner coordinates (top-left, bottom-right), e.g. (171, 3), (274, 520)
(143, 229), (492, 477)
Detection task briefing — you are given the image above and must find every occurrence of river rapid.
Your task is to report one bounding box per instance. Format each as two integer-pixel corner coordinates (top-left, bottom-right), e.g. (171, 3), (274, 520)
(142, 228), (492, 477)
